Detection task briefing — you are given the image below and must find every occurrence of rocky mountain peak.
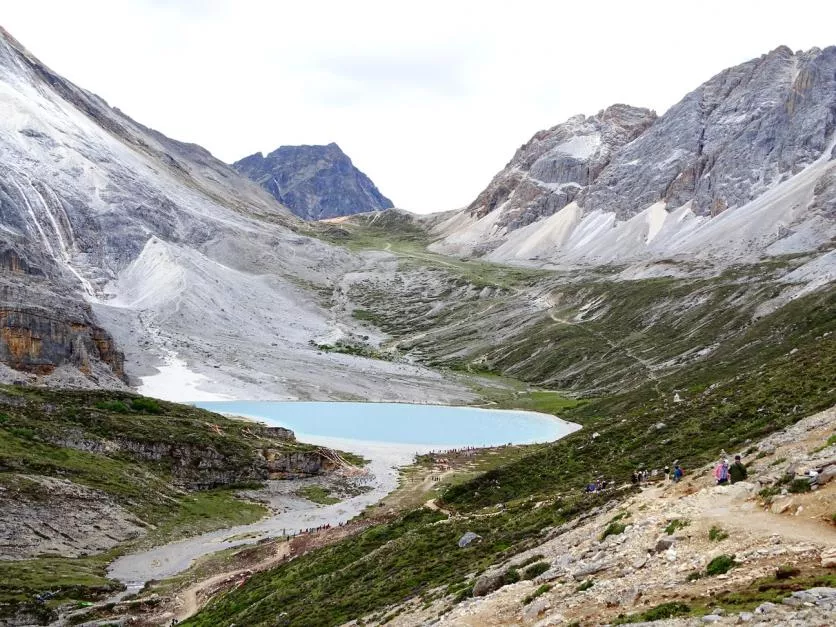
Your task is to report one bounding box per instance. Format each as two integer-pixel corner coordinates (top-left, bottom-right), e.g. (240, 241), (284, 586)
(466, 104), (656, 230)
(433, 46), (836, 267)
(233, 143), (394, 220)
(581, 45), (836, 218)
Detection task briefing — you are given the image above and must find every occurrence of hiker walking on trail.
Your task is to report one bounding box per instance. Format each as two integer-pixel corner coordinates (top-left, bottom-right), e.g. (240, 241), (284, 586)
(714, 458), (730, 485)
(729, 454), (748, 483)
(673, 462), (683, 482)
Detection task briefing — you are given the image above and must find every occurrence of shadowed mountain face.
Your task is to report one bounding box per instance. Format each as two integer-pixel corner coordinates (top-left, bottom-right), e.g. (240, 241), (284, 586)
(234, 143), (394, 221)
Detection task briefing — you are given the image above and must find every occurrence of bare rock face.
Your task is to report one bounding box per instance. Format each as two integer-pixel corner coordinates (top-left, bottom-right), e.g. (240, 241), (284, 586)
(234, 143), (394, 220)
(0, 475), (145, 560)
(433, 46), (836, 266)
(581, 46), (836, 218)
(468, 105), (656, 230)
(0, 274), (124, 379)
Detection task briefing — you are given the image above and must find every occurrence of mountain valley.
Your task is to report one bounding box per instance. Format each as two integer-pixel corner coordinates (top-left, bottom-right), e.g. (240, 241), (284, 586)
(0, 23), (834, 627)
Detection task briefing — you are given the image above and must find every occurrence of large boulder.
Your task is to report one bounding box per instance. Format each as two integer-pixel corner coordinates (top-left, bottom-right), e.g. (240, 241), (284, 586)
(816, 464), (836, 485)
(655, 536), (676, 552)
(472, 572), (505, 597)
(457, 532), (482, 548)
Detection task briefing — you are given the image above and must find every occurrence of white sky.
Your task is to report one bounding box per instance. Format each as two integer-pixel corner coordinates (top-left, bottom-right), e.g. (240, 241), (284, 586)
(3, 0), (835, 213)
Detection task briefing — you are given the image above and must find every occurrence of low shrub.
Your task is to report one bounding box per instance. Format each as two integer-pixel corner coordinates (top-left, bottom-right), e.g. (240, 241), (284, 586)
(452, 586), (472, 603)
(502, 568), (520, 585)
(518, 554), (545, 568)
(706, 554), (736, 576)
(787, 479), (811, 494)
(130, 397), (163, 414)
(708, 526), (729, 542)
(614, 601), (690, 624)
(609, 511), (630, 523)
(575, 579), (594, 592)
(522, 584), (552, 605)
(600, 522), (626, 541)
(523, 562), (550, 580)
(664, 519), (690, 535)
(95, 400), (130, 414)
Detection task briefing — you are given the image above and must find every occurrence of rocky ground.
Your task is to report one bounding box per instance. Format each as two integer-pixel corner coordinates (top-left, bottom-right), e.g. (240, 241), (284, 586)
(375, 407), (836, 626)
(0, 475), (145, 560)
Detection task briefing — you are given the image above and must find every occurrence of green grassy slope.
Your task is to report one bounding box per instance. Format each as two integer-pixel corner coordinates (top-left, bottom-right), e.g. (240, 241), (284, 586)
(0, 387), (314, 620)
(444, 287), (836, 509)
(187, 280), (835, 626)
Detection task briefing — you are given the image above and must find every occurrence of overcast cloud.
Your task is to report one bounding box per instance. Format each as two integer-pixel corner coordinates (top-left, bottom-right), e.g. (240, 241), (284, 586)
(3, 0), (835, 212)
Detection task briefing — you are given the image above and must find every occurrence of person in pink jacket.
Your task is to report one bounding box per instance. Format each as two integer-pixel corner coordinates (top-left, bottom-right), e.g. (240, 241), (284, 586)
(714, 459), (730, 485)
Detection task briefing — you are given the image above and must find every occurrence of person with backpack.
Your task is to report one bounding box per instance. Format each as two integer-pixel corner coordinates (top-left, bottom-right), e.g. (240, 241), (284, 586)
(714, 459), (730, 485)
(729, 455), (748, 483)
(673, 463), (684, 482)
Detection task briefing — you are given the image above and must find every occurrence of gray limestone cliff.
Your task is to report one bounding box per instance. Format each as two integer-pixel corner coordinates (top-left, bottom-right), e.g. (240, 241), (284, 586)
(433, 45), (836, 265)
(580, 45), (836, 218)
(234, 143), (394, 220)
(468, 104), (657, 229)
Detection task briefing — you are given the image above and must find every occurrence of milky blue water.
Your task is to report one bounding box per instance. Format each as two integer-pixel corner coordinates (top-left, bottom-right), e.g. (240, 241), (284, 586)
(194, 401), (578, 448)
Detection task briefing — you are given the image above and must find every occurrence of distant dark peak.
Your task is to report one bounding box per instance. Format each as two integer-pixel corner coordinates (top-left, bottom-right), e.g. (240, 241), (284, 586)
(233, 143), (393, 220)
(768, 45), (794, 58)
(235, 151), (265, 166)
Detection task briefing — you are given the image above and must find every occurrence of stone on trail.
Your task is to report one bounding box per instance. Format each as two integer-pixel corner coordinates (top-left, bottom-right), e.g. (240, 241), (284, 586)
(770, 497), (795, 514)
(755, 601), (777, 614)
(571, 559), (612, 580)
(820, 548), (836, 568)
(654, 536), (676, 552)
(702, 615), (722, 623)
(472, 572), (505, 597)
(458, 531), (482, 548)
(522, 596), (550, 622)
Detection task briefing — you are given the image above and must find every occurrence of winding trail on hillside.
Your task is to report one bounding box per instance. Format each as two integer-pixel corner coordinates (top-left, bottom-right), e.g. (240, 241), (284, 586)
(548, 308), (662, 391)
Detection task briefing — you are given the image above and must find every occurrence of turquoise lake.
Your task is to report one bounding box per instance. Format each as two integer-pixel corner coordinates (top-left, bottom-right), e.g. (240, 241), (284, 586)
(194, 401), (579, 448)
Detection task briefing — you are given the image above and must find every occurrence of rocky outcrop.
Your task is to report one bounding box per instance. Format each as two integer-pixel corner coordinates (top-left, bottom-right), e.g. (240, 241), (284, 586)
(0, 278), (124, 379)
(0, 474), (145, 560)
(48, 431), (329, 489)
(264, 425), (296, 441)
(234, 143), (394, 220)
(264, 450), (331, 479)
(468, 105), (656, 229)
(581, 46), (836, 218)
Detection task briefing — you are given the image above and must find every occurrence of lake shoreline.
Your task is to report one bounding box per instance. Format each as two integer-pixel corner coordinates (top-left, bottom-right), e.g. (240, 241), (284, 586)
(104, 401), (581, 604)
(195, 400), (580, 448)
